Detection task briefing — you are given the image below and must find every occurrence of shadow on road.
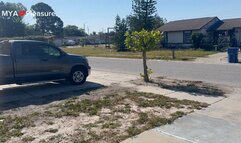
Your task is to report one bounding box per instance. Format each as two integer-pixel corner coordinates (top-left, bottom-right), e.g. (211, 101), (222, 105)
(0, 81), (104, 111)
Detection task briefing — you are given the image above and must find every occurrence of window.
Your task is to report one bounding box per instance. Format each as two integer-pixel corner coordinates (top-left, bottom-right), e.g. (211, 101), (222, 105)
(48, 46), (61, 57)
(183, 31), (192, 44)
(22, 44), (48, 57)
(0, 42), (10, 55)
(37, 44), (61, 57)
(21, 44), (61, 57)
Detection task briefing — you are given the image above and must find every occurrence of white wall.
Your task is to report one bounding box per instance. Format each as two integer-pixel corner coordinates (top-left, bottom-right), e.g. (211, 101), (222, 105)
(168, 32), (183, 43)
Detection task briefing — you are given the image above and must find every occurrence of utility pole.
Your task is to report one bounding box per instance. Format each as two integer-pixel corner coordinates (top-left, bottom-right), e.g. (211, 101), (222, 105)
(87, 27), (89, 35)
(83, 24), (86, 33)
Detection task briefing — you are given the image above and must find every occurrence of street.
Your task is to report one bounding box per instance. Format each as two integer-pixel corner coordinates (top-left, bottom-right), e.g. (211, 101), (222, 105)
(89, 57), (241, 87)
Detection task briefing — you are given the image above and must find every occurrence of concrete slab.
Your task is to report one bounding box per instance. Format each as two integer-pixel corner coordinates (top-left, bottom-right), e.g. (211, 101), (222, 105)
(122, 129), (189, 143)
(195, 88), (241, 123)
(157, 113), (241, 143)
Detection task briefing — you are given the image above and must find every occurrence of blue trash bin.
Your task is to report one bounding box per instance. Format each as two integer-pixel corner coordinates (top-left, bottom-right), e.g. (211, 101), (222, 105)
(227, 47), (239, 63)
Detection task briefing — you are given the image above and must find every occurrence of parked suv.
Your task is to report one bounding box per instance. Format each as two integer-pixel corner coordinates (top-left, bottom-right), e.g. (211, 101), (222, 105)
(0, 40), (91, 85)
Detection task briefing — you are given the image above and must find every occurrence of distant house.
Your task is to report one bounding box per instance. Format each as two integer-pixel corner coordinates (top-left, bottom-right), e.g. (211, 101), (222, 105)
(216, 18), (241, 46)
(159, 17), (222, 48)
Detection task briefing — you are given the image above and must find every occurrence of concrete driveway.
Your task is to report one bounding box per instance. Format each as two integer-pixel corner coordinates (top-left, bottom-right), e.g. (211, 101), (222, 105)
(0, 81), (103, 111)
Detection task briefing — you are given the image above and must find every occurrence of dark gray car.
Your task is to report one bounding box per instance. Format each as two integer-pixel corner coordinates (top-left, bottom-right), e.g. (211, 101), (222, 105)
(0, 40), (91, 85)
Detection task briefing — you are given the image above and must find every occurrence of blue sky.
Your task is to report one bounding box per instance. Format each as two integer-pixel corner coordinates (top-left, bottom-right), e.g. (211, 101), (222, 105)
(2, 0), (241, 33)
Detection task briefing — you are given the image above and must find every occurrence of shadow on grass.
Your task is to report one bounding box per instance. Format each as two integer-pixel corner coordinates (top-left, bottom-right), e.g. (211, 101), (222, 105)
(0, 81), (104, 111)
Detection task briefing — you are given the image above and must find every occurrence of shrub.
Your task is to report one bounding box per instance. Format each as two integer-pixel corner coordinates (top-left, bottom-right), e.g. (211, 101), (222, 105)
(218, 35), (229, 51)
(192, 33), (204, 49)
(200, 43), (214, 51)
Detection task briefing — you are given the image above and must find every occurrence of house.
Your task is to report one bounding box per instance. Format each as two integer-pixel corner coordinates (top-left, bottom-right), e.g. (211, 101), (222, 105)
(80, 35), (108, 45)
(159, 17), (224, 48)
(216, 18), (241, 46)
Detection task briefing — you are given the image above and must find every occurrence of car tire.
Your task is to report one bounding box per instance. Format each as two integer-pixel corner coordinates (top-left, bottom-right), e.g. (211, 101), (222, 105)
(69, 67), (87, 85)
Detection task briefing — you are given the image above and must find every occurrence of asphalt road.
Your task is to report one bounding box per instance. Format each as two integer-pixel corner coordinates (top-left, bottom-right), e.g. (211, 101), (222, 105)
(88, 57), (241, 88)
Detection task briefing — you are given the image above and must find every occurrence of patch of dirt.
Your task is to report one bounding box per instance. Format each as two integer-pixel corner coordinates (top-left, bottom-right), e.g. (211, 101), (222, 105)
(131, 77), (228, 97)
(0, 86), (208, 143)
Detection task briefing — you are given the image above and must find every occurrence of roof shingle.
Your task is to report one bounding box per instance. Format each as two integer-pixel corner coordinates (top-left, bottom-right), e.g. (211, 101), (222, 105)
(217, 18), (241, 30)
(159, 17), (217, 32)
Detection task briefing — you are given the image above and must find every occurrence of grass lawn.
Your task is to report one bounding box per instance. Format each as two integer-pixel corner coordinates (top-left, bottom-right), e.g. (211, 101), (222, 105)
(63, 45), (217, 61)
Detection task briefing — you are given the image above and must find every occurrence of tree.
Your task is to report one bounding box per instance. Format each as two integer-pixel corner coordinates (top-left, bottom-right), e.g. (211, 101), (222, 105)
(0, 2), (26, 37)
(127, 0), (157, 31)
(31, 2), (63, 36)
(113, 15), (128, 51)
(64, 25), (86, 37)
(153, 14), (167, 29)
(25, 24), (42, 36)
(125, 30), (161, 82)
(192, 33), (204, 49)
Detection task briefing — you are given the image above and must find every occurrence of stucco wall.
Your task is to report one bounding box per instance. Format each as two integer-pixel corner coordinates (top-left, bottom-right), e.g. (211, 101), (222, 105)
(168, 32), (183, 43)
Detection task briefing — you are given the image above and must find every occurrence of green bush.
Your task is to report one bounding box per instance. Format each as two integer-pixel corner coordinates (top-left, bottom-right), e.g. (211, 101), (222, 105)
(192, 33), (204, 49)
(218, 35), (229, 51)
(200, 43), (214, 51)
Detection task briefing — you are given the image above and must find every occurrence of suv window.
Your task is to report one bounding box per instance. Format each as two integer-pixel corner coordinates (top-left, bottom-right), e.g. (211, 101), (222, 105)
(21, 43), (48, 57)
(38, 45), (61, 57)
(21, 43), (61, 58)
(0, 42), (10, 55)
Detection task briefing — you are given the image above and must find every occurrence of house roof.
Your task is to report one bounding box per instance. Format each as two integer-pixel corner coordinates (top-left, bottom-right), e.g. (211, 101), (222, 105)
(159, 17), (217, 32)
(217, 18), (241, 30)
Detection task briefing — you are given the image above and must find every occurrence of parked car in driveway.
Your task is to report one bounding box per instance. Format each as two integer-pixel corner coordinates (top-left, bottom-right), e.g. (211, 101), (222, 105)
(64, 40), (76, 46)
(0, 40), (91, 85)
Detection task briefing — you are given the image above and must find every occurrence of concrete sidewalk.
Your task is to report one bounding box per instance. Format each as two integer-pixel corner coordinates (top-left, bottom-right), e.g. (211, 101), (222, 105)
(122, 88), (241, 143)
(122, 129), (190, 143)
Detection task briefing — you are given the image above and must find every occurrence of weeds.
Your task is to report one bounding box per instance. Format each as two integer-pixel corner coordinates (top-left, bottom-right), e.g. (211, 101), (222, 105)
(0, 115), (35, 142)
(152, 78), (225, 97)
(126, 127), (142, 137)
(137, 113), (149, 124)
(22, 136), (35, 142)
(0, 87), (209, 143)
(44, 128), (58, 133)
(102, 122), (121, 129)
